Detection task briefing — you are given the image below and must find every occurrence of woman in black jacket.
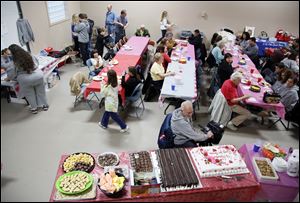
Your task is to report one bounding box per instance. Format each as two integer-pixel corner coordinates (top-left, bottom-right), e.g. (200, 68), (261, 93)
(217, 53), (235, 87)
(121, 67), (141, 97)
(95, 28), (110, 57)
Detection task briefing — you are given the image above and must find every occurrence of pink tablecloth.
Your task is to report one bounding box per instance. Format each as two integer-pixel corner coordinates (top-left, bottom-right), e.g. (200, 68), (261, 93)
(83, 55), (141, 106)
(117, 36), (149, 56)
(238, 144), (299, 202)
(226, 47), (286, 119)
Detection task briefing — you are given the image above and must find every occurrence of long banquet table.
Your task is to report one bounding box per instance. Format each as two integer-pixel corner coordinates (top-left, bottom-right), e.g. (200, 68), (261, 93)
(225, 44), (286, 119)
(83, 37), (149, 106)
(49, 149), (260, 202)
(160, 40), (198, 101)
(239, 144), (299, 202)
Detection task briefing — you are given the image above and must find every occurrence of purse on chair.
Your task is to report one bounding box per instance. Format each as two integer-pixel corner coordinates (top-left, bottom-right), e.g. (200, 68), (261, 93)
(201, 121), (225, 145)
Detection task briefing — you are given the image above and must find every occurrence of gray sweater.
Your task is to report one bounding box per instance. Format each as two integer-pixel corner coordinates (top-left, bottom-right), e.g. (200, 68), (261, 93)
(243, 44), (258, 58)
(16, 19), (35, 46)
(171, 108), (208, 145)
(74, 20), (90, 43)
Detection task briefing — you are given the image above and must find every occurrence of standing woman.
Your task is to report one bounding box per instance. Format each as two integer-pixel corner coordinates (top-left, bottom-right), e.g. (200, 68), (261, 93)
(71, 14), (80, 54)
(157, 11), (174, 44)
(99, 69), (129, 133)
(8, 44), (49, 114)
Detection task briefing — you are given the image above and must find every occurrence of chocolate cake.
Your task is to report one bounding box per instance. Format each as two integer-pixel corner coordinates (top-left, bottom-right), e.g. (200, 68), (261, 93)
(156, 148), (199, 191)
(130, 151), (153, 172)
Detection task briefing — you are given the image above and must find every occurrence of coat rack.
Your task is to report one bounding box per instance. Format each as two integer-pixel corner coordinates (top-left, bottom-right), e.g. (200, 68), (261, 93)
(16, 1), (31, 52)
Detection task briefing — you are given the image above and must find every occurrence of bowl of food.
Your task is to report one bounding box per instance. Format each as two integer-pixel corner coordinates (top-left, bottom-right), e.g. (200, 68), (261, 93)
(250, 85), (261, 92)
(97, 152), (119, 168)
(98, 170), (126, 197)
(56, 171), (94, 195)
(62, 152), (95, 173)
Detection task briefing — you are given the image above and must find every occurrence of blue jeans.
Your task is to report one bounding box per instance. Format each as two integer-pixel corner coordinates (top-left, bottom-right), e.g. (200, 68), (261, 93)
(101, 111), (127, 129)
(106, 25), (115, 43)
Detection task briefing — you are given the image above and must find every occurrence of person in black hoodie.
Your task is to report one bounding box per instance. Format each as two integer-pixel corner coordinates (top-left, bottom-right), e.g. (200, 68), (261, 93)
(188, 29), (202, 57)
(121, 66), (141, 97)
(95, 27), (110, 57)
(217, 53), (235, 87)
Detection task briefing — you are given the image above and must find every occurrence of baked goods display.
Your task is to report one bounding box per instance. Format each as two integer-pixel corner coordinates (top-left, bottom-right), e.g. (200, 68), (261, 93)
(56, 171), (93, 195)
(130, 151), (153, 172)
(189, 145), (249, 177)
(155, 148), (200, 192)
(63, 153), (95, 173)
(252, 157), (279, 180)
(97, 152), (119, 168)
(98, 170), (125, 195)
(250, 85), (261, 92)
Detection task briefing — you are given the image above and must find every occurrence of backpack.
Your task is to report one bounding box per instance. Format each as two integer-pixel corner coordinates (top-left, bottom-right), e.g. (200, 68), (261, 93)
(87, 19), (94, 35)
(206, 51), (217, 68)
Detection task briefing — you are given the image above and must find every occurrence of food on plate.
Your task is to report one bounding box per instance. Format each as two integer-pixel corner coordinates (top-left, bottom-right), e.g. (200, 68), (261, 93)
(63, 153), (94, 173)
(238, 59), (246, 65)
(250, 85), (261, 92)
(178, 57), (187, 64)
(99, 170), (125, 194)
(255, 159), (276, 177)
(262, 143), (286, 160)
(110, 59), (118, 65)
(259, 81), (271, 87)
(98, 152), (119, 167)
(57, 171), (93, 194)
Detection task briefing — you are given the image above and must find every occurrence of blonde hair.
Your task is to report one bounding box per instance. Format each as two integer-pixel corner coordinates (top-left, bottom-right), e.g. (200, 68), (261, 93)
(154, 53), (163, 62)
(72, 14), (79, 24)
(161, 11), (168, 21)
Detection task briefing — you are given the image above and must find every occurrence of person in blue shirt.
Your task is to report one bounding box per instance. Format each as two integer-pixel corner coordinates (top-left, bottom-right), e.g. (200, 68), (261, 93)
(105, 4), (116, 43)
(212, 41), (225, 65)
(115, 10), (128, 44)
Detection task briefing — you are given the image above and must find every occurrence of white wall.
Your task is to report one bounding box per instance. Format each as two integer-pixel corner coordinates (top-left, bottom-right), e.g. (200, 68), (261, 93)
(17, 1), (299, 54)
(80, 1), (299, 43)
(1, 1), (26, 50)
(20, 1), (80, 54)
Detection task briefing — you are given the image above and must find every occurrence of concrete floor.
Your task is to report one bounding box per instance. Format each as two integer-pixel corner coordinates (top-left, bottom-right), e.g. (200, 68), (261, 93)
(1, 62), (299, 201)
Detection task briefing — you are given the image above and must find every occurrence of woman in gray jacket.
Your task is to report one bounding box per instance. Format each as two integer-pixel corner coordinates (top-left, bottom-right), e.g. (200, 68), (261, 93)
(8, 44), (48, 114)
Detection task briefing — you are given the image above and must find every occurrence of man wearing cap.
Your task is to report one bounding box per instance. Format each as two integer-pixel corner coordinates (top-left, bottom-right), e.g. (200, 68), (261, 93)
(135, 24), (150, 37)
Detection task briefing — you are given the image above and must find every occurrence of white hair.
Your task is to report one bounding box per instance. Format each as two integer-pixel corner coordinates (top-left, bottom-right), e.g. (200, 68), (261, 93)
(230, 71), (243, 81)
(181, 100), (193, 109)
(217, 41), (225, 48)
(154, 53), (162, 62)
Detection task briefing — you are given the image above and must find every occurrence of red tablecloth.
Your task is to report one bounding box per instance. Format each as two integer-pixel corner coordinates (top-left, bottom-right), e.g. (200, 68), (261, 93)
(83, 55), (141, 106)
(117, 36), (149, 56)
(226, 46), (286, 119)
(50, 151), (259, 202)
(238, 144), (299, 202)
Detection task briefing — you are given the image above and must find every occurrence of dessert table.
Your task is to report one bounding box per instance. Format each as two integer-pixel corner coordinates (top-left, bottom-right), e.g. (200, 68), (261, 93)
(49, 149), (259, 202)
(160, 41), (197, 101)
(238, 144), (299, 202)
(225, 45), (286, 119)
(117, 36), (150, 56)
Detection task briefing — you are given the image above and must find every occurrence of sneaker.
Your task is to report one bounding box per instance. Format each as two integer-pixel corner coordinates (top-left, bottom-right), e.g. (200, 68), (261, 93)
(80, 63), (86, 67)
(30, 108), (38, 114)
(256, 116), (263, 124)
(264, 118), (269, 125)
(42, 105), (49, 111)
(120, 126), (129, 133)
(227, 121), (238, 131)
(98, 122), (107, 129)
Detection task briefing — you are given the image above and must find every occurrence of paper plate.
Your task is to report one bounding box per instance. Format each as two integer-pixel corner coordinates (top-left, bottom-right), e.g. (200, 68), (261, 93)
(93, 76), (103, 81)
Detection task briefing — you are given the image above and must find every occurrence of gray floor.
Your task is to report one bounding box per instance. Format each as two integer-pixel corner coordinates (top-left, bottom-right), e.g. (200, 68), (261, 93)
(1, 62), (299, 202)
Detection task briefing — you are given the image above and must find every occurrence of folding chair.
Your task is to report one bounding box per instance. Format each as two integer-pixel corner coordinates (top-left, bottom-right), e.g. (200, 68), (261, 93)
(74, 84), (100, 110)
(125, 83), (145, 118)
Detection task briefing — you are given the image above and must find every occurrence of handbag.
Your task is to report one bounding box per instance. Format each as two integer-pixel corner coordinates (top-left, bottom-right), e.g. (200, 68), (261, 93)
(201, 121), (225, 144)
(263, 91), (281, 104)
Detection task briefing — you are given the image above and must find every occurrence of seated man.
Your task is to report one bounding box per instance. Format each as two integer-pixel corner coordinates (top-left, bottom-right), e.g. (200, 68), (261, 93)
(241, 37), (258, 59)
(171, 100), (214, 148)
(221, 72), (252, 131)
(135, 24), (150, 37)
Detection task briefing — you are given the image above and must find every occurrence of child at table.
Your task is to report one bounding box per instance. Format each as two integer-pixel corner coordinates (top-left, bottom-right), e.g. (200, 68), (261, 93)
(99, 69), (129, 133)
(89, 50), (104, 76)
